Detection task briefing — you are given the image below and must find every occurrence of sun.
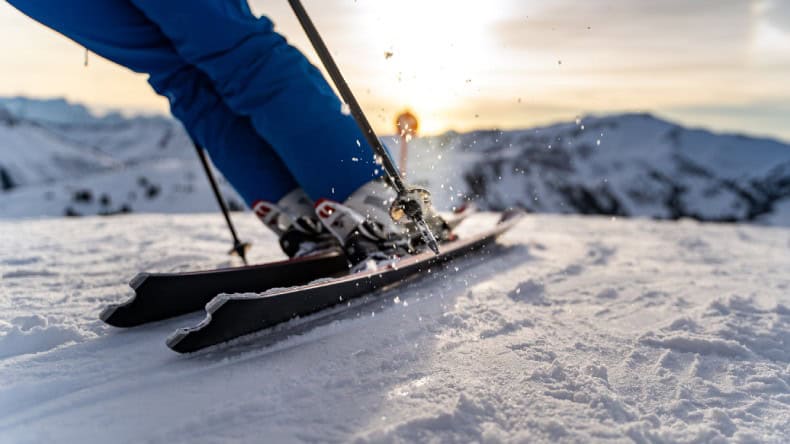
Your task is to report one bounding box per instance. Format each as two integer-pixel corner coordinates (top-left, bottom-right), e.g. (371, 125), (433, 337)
(351, 1), (512, 134)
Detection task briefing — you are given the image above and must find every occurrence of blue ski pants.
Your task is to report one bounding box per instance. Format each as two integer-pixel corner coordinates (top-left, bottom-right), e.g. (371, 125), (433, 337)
(8, 0), (382, 205)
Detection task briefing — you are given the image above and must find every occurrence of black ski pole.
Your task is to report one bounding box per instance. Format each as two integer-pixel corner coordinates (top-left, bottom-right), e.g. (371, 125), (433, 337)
(287, 0), (440, 255)
(193, 142), (250, 265)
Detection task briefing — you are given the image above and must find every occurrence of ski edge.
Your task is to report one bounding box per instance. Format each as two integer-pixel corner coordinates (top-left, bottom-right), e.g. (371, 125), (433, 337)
(99, 272), (151, 323)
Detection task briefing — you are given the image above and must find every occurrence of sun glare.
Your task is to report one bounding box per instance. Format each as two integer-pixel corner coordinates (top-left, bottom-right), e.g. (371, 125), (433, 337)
(354, 1), (513, 133)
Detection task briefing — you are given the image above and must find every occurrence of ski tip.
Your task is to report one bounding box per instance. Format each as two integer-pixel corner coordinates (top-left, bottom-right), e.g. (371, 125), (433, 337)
(165, 329), (188, 351)
(100, 273), (149, 326)
(100, 287), (143, 326)
(165, 297), (227, 353)
(99, 305), (118, 323)
(129, 272), (150, 290)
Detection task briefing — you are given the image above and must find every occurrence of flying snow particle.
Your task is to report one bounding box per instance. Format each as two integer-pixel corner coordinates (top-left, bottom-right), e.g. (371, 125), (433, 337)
(340, 103), (351, 115)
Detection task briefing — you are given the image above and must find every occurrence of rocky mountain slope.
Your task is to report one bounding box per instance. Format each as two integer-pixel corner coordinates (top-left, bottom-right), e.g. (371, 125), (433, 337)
(407, 113), (790, 225)
(0, 99), (241, 217)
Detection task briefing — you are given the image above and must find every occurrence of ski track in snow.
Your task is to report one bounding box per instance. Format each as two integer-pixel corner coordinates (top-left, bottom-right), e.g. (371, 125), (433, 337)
(0, 213), (788, 443)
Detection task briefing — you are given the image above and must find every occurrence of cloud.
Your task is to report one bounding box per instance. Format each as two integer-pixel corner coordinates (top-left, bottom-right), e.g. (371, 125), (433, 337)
(661, 100), (790, 141)
(751, 0), (790, 63)
(756, 0), (790, 30)
(494, 0), (753, 66)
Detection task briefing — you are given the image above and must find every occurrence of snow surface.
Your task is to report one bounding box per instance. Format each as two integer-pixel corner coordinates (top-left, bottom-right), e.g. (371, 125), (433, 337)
(1, 213), (789, 442)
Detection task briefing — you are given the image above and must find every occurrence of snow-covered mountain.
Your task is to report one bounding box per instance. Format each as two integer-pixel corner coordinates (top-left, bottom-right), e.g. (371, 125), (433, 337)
(2, 98), (789, 226)
(0, 97), (124, 125)
(0, 117), (120, 190)
(404, 113), (790, 226)
(0, 98), (243, 217)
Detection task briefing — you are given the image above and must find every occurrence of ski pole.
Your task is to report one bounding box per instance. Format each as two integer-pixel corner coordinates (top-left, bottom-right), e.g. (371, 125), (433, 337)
(287, 0), (440, 255)
(193, 142), (251, 265)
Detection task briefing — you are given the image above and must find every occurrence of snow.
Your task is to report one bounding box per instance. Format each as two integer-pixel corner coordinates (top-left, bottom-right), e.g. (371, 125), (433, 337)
(1, 212), (788, 442)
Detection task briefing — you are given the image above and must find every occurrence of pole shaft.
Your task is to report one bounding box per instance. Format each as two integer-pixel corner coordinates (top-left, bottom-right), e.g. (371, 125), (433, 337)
(287, 0), (406, 192)
(399, 136), (408, 178)
(193, 143), (247, 263)
(287, 0), (440, 254)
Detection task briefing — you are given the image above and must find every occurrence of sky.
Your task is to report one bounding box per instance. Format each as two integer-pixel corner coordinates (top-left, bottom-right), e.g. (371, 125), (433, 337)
(1, 0), (789, 140)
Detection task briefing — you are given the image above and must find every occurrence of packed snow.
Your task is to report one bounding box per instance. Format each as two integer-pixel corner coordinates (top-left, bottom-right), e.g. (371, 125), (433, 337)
(1, 212), (788, 442)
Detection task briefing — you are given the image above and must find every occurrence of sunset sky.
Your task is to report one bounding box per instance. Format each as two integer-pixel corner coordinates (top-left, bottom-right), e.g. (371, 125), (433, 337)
(1, 0), (789, 140)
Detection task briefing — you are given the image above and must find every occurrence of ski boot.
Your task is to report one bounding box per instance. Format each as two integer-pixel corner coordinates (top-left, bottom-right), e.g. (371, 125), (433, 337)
(252, 189), (338, 258)
(315, 179), (451, 268)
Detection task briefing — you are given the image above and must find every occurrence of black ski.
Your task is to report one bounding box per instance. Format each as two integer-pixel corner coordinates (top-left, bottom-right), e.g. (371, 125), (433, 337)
(166, 211), (523, 353)
(100, 251), (350, 327)
(100, 208), (475, 328)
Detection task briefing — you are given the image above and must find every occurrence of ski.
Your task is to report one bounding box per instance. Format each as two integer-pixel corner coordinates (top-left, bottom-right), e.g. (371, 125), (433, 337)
(100, 207), (475, 328)
(166, 210), (523, 353)
(100, 251), (350, 327)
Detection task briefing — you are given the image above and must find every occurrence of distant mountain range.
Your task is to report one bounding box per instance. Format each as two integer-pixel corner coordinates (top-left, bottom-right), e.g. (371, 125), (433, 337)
(0, 97), (125, 126)
(0, 97), (243, 217)
(1, 97), (789, 225)
(408, 113), (790, 225)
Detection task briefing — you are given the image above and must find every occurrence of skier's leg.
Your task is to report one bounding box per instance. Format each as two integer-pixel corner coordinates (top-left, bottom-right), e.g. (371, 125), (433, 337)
(7, 0), (299, 208)
(127, 0), (385, 202)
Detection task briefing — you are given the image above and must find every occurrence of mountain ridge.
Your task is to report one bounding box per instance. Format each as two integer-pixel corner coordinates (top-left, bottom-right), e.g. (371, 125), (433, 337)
(401, 112), (790, 225)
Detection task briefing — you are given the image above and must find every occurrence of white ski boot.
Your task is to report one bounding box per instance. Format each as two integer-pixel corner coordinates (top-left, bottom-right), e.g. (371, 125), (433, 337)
(252, 188), (338, 257)
(315, 179), (450, 267)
